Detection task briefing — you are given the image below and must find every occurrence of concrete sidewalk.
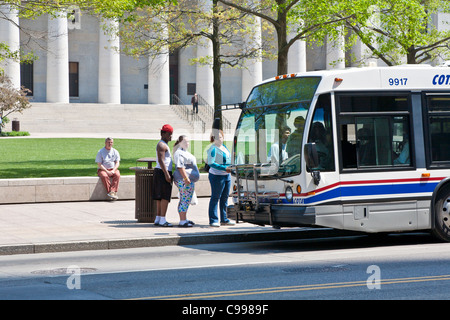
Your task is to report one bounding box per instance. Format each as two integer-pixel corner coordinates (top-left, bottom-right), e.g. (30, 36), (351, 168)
(0, 197), (343, 256)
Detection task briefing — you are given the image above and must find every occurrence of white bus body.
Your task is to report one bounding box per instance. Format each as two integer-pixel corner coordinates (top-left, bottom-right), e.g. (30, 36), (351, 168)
(227, 65), (450, 241)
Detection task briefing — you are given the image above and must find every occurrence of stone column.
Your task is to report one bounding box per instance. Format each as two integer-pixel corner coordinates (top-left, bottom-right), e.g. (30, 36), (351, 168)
(0, 5), (20, 89)
(98, 19), (121, 104)
(148, 21), (170, 105)
(195, 0), (214, 106)
(326, 27), (345, 70)
(241, 16), (263, 101)
(350, 6), (380, 67)
(196, 42), (214, 106)
(288, 32), (306, 73)
(433, 12), (450, 65)
(148, 54), (170, 104)
(47, 12), (69, 103)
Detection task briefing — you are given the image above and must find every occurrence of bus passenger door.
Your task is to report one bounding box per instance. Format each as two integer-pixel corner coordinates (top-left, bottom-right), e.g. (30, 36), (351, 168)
(304, 93), (342, 228)
(304, 94), (339, 199)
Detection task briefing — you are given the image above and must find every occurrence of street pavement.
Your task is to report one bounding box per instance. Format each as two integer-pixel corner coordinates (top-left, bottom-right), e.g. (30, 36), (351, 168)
(0, 197), (340, 256)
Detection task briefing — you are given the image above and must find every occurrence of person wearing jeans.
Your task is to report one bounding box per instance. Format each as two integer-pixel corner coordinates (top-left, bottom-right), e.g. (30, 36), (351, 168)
(207, 129), (235, 227)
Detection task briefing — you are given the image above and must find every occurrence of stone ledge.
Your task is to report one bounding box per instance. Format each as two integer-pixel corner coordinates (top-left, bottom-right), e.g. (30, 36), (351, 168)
(0, 173), (211, 204)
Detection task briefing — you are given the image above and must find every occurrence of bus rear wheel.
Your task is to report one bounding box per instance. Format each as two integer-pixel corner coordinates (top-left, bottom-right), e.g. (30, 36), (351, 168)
(433, 184), (450, 242)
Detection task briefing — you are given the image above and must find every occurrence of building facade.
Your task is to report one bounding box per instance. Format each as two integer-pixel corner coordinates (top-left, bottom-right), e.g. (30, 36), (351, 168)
(0, 5), (449, 107)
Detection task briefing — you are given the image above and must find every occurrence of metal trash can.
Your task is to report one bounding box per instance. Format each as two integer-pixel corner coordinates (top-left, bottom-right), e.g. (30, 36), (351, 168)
(12, 119), (20, 132)
(132, 158), (158, 223)
(134, 168), (156, 222)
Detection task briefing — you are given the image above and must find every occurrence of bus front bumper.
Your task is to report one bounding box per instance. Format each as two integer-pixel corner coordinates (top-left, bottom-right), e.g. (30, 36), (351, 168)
(227, 203), (316, 228)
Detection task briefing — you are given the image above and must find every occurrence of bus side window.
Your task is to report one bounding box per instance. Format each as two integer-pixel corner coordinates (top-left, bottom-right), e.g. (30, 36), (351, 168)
(358, 118), (393, 166)
(357, 126), (376, 166)
(393, 118), (410, 165)
(338, 93), (412, 170)
(427, 95), (450, 164)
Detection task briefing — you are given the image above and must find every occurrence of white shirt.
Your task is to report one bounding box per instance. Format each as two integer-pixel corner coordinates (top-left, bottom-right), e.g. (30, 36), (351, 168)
(155, 140), (173, 171)
(173, 148), (200, 182)
(95, 147), (120, 169)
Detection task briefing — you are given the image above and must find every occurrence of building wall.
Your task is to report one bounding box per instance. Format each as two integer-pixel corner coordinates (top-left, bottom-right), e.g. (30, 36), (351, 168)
(120, 55), (148, 104)
(20, 15), (47, 102)
(68, 14), (99, 103)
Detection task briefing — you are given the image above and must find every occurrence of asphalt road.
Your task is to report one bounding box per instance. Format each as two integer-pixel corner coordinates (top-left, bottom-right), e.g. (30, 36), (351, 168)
(0, 233), (449, 305)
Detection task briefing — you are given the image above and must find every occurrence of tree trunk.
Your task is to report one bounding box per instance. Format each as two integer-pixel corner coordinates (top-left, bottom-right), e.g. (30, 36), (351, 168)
(212, 0), (223, 128)
(406, 46), (417, 64)
(276, 8), (289, 75)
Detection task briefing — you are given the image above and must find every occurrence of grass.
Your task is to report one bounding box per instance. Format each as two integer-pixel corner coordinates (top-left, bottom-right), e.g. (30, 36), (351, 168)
(0, 138), (214, 179)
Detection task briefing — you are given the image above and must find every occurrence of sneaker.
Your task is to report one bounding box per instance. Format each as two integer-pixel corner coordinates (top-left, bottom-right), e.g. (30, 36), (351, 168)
(209, 222), (220, 227)
(221, 220), (236, 226)
(108, 192), (118, 200)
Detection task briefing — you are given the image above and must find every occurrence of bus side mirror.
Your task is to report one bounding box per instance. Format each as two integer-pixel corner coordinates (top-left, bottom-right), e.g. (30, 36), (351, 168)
(304, 143), (321, 185)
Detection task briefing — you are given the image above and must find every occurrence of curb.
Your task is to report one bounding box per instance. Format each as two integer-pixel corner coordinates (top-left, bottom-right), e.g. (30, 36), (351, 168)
(0, 228), (359, 256)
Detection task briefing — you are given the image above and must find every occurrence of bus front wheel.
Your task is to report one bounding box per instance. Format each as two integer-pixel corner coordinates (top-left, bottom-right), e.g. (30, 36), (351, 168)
(433, 184), (450, 242)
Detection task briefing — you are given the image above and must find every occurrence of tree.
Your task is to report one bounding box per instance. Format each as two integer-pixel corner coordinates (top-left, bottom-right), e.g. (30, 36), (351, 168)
(0, 74), (31, 131)
(0, 0), (170, 66)
(119, 0), (265, 119)
(2, 0), (169, 19)
(218, 0), (357, 75)
(340, 0), (450, 65)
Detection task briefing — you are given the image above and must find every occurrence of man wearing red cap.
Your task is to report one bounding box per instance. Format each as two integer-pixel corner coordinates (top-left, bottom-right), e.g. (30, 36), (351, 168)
(153, 124), (174, 226)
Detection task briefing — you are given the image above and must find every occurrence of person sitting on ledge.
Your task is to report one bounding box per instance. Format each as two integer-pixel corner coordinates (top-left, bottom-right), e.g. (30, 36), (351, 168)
(95, 137), (121, 200)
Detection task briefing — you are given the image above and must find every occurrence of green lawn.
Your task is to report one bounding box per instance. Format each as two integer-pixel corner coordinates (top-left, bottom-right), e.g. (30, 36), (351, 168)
(0, 138), (213, 179)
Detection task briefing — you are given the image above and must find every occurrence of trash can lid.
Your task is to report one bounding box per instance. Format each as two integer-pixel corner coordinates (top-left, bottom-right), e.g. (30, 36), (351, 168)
(137, 157), (157, 169)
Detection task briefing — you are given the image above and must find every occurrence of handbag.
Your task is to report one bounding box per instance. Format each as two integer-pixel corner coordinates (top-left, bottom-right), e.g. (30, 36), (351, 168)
(190, 191), (198, 205)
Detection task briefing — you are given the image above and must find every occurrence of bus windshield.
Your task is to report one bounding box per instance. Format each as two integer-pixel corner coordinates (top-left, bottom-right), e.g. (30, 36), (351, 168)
(234, 77), (321, 178)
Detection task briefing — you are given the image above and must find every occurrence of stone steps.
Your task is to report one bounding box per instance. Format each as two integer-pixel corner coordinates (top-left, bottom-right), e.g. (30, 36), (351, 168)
(6, 103), (193, 134)
(6, 102), (242, 134)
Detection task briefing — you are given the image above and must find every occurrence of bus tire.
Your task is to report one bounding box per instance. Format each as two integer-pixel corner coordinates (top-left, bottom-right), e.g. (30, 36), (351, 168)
(432, 183), (450, 242)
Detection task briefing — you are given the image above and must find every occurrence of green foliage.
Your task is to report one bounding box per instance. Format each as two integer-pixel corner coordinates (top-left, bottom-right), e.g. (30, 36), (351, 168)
(339, 0), (450, 65)
(0, 131), (30, 136)
(1, 0), (172, 19)
(218, 0), (362, 74)
(119, 0), (265, 67)
(0, 0), (172, 68)
(0, 115), (9, 127)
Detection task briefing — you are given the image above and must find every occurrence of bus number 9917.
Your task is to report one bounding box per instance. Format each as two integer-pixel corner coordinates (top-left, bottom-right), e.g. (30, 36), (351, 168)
(388, 78), (408, 86)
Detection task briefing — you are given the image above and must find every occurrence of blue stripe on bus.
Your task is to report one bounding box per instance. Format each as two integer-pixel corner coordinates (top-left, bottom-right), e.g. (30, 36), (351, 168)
(301, 182), (439, 204)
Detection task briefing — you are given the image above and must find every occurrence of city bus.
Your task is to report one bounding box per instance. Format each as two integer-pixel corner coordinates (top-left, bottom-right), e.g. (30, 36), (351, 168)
(226, 65), (450, 242)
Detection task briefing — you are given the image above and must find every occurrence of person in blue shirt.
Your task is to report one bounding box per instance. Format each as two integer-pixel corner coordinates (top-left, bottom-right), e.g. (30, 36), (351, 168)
(207, 129), (236, 227)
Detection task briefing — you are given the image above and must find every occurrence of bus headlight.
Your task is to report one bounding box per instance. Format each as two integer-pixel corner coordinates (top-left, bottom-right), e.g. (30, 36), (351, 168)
(285, 186), (293, 202)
